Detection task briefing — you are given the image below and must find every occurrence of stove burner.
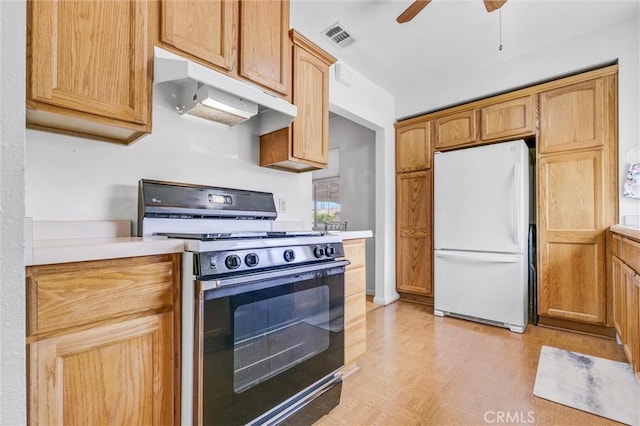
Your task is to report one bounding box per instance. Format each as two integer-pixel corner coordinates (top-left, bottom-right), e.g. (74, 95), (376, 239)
(156, 231), (326, 241)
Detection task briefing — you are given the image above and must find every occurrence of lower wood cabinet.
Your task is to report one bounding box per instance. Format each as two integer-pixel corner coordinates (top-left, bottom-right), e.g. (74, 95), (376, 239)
(26, 254), (181, 425)
(611, 232), (640, 380)
(396, 170), (433, 298)
(343, 239), (366, 365)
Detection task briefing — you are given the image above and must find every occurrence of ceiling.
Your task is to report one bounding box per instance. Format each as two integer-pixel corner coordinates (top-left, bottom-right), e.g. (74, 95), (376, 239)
(290, 0), (639, 114)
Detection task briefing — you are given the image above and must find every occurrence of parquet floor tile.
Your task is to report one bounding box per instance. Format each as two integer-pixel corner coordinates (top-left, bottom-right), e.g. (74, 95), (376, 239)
(319, 300), (627, 426)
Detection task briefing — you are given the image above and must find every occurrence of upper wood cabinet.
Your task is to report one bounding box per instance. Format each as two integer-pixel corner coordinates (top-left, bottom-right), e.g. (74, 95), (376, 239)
(260, 30), (336, 172)
(539, 78), (605, 154)
(26, 0), (152, 144)
(239, 0), (291, 97)
(434, 110), (477, 150)
(396, 120), (432, 172)
(480, 96), (536, 141)
(159, 0), (291, 98)
(160, 0), (238, 72)
(396, 170), (433, 296)
(27, 254), (180, 425)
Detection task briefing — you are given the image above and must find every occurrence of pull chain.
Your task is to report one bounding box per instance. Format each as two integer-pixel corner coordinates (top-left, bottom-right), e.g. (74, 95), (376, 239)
(499, 8), (503, 51)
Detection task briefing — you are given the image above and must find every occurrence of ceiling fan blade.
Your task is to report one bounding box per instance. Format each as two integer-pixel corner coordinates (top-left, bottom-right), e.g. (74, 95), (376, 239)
(483, 0), (508, 12)
(396, 0), (432, 24)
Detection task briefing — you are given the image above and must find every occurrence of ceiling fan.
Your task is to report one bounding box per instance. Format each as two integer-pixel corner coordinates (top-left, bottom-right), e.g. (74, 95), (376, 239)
(397, 0), (508, 23)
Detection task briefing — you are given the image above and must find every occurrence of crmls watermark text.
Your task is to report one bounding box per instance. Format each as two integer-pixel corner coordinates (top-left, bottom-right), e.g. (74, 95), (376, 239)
(483, 410), (536, 424)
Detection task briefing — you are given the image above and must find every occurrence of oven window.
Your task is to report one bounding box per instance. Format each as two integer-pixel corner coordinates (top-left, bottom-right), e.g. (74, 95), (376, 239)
(233, 285), (330, 393)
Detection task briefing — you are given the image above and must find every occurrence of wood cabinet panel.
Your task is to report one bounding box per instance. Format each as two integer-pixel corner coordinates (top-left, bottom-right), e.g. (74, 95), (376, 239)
(291, 45), (329, 165)
(396, 121), (432, 172)
(239, 0), (290, 96)
(343, 239), (366, 364)
(396, 169), (432, 296)
(622, 264), (638, 366)
(27, 0), (152, 143)
(538, 236), (606, 323)
(27, 255), (176, 337)
(161, 0), (237, 72)
(612, 255), (625, 340)
(480, 96), (535, 141)
(259, 30), (335, 172)
(538, 150), (602, 232)
(28, 312), (174, 425)
(434, 110), (476, 150)
(622, 237), (640, 274)
(611, 232), (623, 258)
(344, 239), (366, 270)
(539, 78), (605, 154)
(396, 171), (431, 231)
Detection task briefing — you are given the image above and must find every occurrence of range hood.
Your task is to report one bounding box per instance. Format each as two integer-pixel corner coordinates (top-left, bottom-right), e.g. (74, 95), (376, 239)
(153, 47), (296, 135)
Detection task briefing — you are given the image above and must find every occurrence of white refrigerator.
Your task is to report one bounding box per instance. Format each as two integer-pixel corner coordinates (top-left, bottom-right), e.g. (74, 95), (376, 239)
(434, 140), (529, 333)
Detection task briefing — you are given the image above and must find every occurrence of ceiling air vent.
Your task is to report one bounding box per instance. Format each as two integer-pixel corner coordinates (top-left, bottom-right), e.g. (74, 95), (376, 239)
(321, 22), (355, 48)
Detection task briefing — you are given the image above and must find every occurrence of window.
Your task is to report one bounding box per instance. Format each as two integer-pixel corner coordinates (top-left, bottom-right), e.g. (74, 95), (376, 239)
(312, 178), (341, 230)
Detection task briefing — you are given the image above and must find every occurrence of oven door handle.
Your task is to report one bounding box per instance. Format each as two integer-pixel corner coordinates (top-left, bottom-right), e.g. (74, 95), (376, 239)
(197, 260), (351, 293)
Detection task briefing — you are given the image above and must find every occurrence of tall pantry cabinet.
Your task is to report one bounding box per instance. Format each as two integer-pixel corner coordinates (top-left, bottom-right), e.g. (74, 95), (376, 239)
(537, 74), (618, 329)
(395, 121), (434, 301)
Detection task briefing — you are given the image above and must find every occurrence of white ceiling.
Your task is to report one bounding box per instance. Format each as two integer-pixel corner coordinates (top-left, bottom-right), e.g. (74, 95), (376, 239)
(291, 0), (639, 113)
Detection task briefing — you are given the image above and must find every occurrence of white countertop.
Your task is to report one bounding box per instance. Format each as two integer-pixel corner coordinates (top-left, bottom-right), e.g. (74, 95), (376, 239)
(329, 230), (373, 240)
(26, 237), (185, 266)
(611, 224), (640, 241)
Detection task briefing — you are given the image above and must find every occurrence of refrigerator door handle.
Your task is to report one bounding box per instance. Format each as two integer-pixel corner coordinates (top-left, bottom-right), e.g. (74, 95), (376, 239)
(435, 251), (521, 263)
(512, 164), (521, 247)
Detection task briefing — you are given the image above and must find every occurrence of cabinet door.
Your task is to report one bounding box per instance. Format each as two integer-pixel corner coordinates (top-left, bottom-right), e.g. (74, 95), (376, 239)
(28, 0), (150, 125)
(239, 0), (290, 97)
(161, 0), (237, 72)
(344, 239), (366, 364)
(396, 171), (432, 296)
(291, 44), (330, 166)
(480, 96), (536, 141)
(396, 121), (431, 172)
(28, 313), (174, 425)
(622, 265), (638, 367)
(537, 150), (607, 324)
(612, 255), (626, 340)
(539, 78), (605, 154)
(434, 110), (476, 150)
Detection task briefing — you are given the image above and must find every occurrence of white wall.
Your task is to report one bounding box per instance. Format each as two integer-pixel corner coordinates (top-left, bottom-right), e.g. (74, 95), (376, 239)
(396, 15), (640, 220)
(323, 116), (376, 294)
(328, 62), (399, 305)
(25, 82), (312, 230)
(0, 0), (26, 424)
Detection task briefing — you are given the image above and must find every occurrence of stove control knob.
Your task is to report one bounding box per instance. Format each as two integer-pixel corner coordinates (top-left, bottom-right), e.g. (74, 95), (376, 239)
(313, 247), (325, 258)
(225, 254), (241, 270)
(325, 245), (336, 257)
(245, 253), (259, 268)
(283, 249), (296, 262)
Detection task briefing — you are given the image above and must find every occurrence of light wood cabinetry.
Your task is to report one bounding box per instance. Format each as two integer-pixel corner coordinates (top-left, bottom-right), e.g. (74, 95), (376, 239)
(537, 75), (617, 328)
(159, 0), (291, 98)
(26, 254), (180, 425)
(396, 170), (433, 297)
(160, 0), (238, 73)
(396, 120), (432, 172)
(239, 0), (291, 97)
(434, 110), (477, 150)
(26, 0), (152, 144)
(611, 231), (640, 379)
(260, 30), (336, 172)
(480, 96), (536, 141)
(343, 239), (367, 365)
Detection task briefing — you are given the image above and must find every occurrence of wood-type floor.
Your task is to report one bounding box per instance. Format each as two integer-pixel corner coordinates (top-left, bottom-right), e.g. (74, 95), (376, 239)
(319, 301), (629, 426)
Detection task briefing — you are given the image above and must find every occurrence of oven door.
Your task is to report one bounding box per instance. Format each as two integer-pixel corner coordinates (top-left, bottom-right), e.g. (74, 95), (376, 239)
(193, 261), (348, 426)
